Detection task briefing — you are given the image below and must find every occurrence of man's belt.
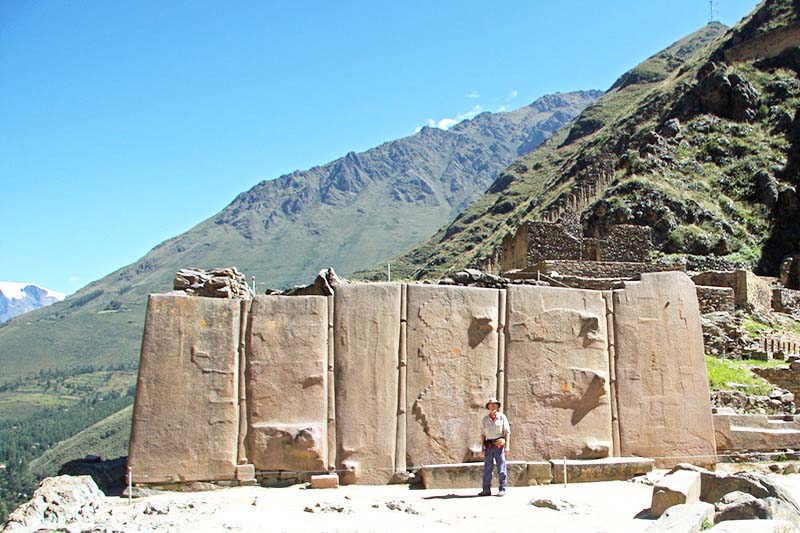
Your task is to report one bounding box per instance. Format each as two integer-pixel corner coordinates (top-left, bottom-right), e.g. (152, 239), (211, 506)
(484, 437), (506, 448)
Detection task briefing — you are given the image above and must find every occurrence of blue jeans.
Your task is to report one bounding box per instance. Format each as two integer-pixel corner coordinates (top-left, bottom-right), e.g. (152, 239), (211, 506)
(482, 445), (507, 491)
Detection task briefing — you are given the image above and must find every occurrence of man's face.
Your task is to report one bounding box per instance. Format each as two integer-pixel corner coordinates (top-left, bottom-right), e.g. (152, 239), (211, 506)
(488, 402), (499, 413)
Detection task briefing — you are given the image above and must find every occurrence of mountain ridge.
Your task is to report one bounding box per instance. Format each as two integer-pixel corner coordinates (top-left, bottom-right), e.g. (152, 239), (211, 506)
(0, 90), (600, 384)
(365, 4), (800, 282)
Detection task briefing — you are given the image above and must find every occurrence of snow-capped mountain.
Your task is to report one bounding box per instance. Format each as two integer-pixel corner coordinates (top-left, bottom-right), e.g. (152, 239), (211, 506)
(0, 282), (66, 322)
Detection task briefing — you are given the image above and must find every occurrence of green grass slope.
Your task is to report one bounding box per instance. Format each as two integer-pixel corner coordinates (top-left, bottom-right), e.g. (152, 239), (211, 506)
(27, 405), (132, 479)
(370, 1), (800, 281)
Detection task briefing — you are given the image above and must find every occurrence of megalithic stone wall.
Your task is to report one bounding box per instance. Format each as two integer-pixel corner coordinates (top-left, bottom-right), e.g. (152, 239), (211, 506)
(128, 295), (241, 483)
(129, 271), (716, 485)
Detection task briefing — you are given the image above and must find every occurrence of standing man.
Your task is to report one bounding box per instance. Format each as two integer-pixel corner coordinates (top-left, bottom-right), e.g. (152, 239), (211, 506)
(479, 397), (511, 497)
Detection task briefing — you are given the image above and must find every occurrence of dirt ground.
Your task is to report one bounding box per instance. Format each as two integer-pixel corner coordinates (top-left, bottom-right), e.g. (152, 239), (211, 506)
(104, 478), (669, 532)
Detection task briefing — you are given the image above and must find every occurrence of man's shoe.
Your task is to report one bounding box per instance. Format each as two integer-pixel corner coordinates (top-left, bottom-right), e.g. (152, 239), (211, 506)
(478, 490), (491, 496)
(497, 490), (506, 497)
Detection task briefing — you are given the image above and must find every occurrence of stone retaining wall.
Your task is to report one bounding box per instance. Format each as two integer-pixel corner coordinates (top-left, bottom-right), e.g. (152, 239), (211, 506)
(129, 272), (715, 485)
(773, 288), (800, 316)
(754, 367), (800, 402)
(690, 270), (773, 315)
(522, 260), (681, 279)
(696, 286), (735, 314)
(725, 22), (800, 63)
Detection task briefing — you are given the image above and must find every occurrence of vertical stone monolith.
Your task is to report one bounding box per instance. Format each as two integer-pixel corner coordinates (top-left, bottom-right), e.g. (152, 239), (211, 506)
(504, 285), (613, 461)
(334, 283), (401, 484)
(245, 295), (329, 474)
(128, 294), (240, 483)
(406, 285), (499, 466)
(613, 272), (716, 467)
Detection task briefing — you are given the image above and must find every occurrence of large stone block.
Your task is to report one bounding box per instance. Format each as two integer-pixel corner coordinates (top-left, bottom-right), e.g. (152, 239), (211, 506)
(406, 285), (499, 466)
(715, 414), (800, 452)
(420, 461), (545, 489)
(613, 272), (716, 468)
(644, 502), (715, 533)
(504, 285), (612, 461)
(129, 295), (241, 483)
(245, 296), (328, 473)
(651, 470), (702, 517)
(549, 457), (654, 483)
(334, 283), (401, 484)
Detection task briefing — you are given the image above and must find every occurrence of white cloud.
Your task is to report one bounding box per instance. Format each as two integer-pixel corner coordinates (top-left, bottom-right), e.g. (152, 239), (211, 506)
(420, 105), (484, 132)
(508, 89), (518, 100)
(465, 90), (480, 99)
(414, 126), (423, 134)
(496, 105), (507, 112)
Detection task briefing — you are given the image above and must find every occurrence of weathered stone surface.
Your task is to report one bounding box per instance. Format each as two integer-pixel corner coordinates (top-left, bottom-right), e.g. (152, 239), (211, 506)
(671, 464), (800, 516)
(614, 272), (716, 468)
(2, 476), (107, 533)
(714, 413), (800, 452)
(714, 491), (800, 526)
(650, 470), (702, 517)
(334, 283), (401, 484)
(129, 295), (240, 483)
(406, 285), (499, 466)
(419, 461), (551, 489)
(505, 285), (612, 460)
(644, 502), (714, 533)
(245, 295), (328, 473)
(310, 474), (339, 489)
(550, 457), (654, 483)
(707, 520), (793, 532)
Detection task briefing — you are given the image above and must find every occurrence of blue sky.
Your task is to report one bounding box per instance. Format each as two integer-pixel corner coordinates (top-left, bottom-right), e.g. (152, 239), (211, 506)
(1, 0), (760, 294)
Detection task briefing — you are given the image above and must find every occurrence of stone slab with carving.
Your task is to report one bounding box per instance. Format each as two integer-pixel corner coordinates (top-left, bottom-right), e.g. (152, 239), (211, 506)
(406, 285), (499, 466)
(614, 272), (717, 468)
(505, 285), (612, 461)
(245, 295), (328, 473)
(334, 283), (401, 484)
(128, 295), (240, 483)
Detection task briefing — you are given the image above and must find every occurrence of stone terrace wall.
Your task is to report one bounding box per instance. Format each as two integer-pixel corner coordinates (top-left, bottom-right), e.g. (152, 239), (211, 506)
(598, 225), (653, 262)
(754, 367), (800, 404)
(774, 288), (800, 316)
(725, 22), (800, 63)
(498, 222), (653, 273)
(129, 272), (715, 485)
(691, 270), (773, 315)
(525, 260), (680, 279)
(696, 286), (735, 314)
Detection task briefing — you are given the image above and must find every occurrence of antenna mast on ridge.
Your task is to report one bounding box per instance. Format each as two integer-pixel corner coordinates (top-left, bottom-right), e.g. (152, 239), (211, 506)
(709, 0), (720, 23)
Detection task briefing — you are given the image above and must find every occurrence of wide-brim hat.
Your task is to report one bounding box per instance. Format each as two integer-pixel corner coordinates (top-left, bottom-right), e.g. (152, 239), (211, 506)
(485, 397), (501, 409)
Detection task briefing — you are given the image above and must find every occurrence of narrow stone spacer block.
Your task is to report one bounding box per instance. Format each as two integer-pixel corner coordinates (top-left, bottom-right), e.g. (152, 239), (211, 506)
(310, 474), (339, 489)
(236, 464), (256, 483)
(550, 457), (654, 483)
(420, 461), (548, 489)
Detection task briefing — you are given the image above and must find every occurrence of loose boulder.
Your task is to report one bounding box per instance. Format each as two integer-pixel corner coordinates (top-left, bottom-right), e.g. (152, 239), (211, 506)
(651, 470), (702, 517)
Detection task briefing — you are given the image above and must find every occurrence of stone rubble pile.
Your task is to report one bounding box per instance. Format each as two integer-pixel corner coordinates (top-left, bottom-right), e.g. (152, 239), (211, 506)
(173, 267), (253, 299)
(701, 312), (765, 360)
(436, 268), (549, 289)
(711, 389), (796, 415)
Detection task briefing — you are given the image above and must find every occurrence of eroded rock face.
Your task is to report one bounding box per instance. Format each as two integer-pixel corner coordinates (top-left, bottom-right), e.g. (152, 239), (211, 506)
(614, 273), (716, 468)
(505, 285), (612, 460)
(2, 476), (107, 533)
(128, 295), (241, 483)
(406, 285), (500, 466)
(245, 296), (329, 473)
(334, 284), (401, 484)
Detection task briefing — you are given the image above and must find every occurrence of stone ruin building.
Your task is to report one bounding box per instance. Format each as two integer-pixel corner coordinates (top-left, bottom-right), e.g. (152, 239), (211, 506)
(128, 269), (718, 488)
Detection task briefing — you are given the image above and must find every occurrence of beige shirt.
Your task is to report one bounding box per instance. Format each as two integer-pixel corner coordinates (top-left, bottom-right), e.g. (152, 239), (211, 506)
(481, 412), (510, 440)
